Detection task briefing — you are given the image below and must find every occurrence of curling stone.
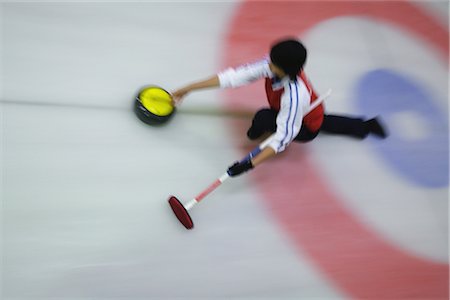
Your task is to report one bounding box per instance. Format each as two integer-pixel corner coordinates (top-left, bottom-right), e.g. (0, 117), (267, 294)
(134, 86), (176, 125)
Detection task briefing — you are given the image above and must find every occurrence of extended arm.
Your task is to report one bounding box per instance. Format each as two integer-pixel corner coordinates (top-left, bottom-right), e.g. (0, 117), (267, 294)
(251, 146), (276, 166)
(171, 58), (271, 105)
(172, 75), (220, 105)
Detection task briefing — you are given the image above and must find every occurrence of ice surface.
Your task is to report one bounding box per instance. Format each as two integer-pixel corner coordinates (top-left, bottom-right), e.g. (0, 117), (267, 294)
(1, 2), (448, 299)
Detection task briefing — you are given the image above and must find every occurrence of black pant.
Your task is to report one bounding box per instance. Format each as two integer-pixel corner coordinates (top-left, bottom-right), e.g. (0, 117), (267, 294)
(249, 108), (370, 142)
(321, 114), (370, 139)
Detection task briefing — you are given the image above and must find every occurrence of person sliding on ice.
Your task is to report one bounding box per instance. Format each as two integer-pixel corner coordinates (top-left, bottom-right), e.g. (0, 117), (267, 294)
(172, 38), (387, 177)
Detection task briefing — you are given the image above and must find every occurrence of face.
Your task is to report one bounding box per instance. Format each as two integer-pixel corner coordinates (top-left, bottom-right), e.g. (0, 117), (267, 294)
(269, 62), (287, 79)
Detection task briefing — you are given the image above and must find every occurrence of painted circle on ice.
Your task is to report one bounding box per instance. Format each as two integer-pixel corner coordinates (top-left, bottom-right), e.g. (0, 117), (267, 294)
(355, 69), (449, 188)
(304, 16), (448, 263)
(222, 1), (448, 299)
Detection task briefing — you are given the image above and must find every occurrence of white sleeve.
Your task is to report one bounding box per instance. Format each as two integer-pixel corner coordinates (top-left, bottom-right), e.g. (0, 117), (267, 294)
(218, 59), (271, 88)
(268, 82), (306, 153)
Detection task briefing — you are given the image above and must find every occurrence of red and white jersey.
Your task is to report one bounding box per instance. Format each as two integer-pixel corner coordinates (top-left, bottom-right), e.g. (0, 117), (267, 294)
(218, 58), (324, 153)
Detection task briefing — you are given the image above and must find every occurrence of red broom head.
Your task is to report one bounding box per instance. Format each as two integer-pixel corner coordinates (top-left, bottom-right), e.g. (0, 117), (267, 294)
(168, 196), (194, 229)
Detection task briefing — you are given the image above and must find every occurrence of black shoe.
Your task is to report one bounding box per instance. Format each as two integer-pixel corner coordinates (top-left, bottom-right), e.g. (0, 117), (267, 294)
(366, 118), (387, 138)
(246, 126), (264, 140)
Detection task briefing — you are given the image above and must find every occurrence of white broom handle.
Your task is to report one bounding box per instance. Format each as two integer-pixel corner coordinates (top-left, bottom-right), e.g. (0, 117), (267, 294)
(184, 134), (274, 210)
(308, 89), (331, 113)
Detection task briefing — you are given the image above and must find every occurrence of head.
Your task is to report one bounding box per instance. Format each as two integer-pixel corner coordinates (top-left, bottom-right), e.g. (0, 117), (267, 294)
(269, 38), (307, 80)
